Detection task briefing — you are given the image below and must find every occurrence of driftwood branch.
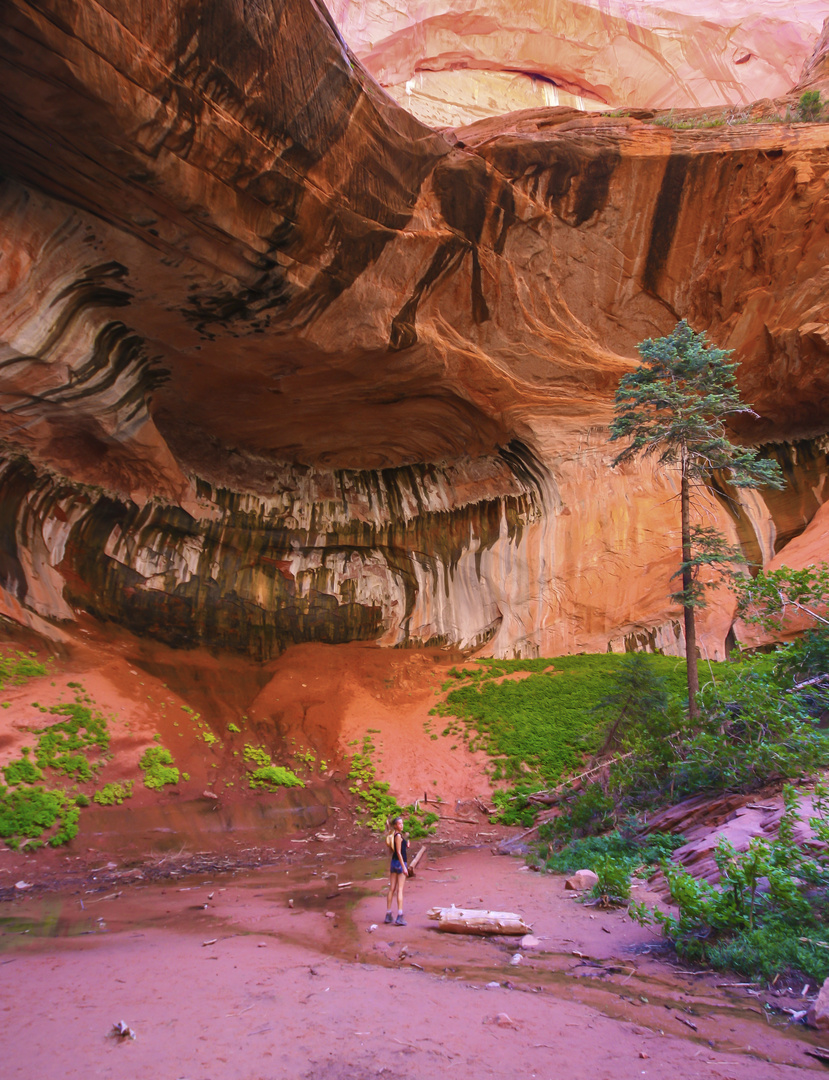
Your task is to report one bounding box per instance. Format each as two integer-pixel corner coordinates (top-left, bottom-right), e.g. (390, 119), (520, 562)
(791, 672), (829, 692)
(524, 753), (634, 805)
(427, 906), (531, 936)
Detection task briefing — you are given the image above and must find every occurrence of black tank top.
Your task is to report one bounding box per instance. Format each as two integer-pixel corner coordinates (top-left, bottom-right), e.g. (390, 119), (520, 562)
(393, 834), (408, 864)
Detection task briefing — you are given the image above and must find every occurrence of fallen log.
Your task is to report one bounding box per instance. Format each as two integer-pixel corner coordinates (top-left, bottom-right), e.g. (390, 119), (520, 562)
(524, 754), (634, 805)
(408, 845), (427, 878)
(426, 906), (531, 936)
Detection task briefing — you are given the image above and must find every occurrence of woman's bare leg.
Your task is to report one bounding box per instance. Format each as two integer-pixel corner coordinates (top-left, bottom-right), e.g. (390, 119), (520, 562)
(395, 874), (405, 915)
(386, 873), (399, 914)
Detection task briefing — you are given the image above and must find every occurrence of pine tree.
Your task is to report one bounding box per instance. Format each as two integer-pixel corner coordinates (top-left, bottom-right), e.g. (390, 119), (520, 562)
(609, 320), (785, 717)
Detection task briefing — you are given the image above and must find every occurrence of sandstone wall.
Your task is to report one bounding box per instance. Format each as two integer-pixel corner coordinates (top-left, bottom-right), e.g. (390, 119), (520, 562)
(0, 1), (828, 660)
(330, 1), (827, 125)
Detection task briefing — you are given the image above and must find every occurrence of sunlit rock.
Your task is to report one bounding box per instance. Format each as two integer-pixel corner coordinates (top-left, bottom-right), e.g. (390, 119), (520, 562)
(331, 0), (827, 125)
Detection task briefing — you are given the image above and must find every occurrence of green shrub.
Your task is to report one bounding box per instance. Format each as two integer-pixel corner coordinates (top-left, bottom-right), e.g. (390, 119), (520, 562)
(549, 781), (615, 839)
(590, 856), (632, 906)
(249, 765), (304, 790)
(631, 784), (829, 981)
(403, 810), (439, 839)
(706, 926), (829, 983)
(550, 651), (829, 838)
(243, 744), (271, 767)
(227, 722), (241, 733)
(3, 748), (43, 786)
(796, 90), (823, 122)
(0, 650), (47, 688)
(33, 701), (110, 779)
(139, 746), (179, 789)
(348, 735), (436, 834)
(0, 784), (80, 848)
(93, 780), (134, 806)
(539, 829), (685, 875)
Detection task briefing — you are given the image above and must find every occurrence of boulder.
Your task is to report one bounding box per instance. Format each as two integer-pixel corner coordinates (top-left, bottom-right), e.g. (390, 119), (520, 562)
(807, 977), (829, 1029)
(565, 869), (599, 892)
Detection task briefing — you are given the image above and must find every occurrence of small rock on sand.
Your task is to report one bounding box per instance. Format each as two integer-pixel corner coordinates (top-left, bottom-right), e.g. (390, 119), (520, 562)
(520, 934), (542, 950)
(565, 869), (599, 891)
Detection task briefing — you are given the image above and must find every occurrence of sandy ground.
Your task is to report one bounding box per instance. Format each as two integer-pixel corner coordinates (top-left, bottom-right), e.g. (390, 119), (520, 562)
(3, 620), (829, 1078)
(2, 847), (828, 1080)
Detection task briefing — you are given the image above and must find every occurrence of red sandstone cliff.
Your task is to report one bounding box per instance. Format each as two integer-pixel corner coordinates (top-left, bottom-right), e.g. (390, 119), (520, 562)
(0, 0), (827, 662)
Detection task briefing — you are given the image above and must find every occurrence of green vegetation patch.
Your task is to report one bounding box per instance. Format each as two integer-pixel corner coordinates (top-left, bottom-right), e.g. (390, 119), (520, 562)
(93, 780), (134, 806)
(537, 829), (686, 876)
(139, 746), (179, 790)
(631, 784), (829, 982)
(0, 784), (80, 849)
(31, 701), (110, 781)
(433, 654), (693, 791)
(0, 650), (48, 688)
(0, 683), (113, 849)
(243, 743), (271, 768)
(348, 734), (437, 837)
(249, 765), (304, 790)
(3, 748), (42, 786)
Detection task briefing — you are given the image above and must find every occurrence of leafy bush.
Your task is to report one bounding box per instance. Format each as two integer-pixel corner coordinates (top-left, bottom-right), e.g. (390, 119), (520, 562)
(348, 735), (437, 835)
(706, 926), (829, 983)
(547, 781), (616, 839)
(0, 784), (80, 849)
(0, 689), (114, 848)
(0, 650), (48, 688)
(31, 700), (110, 780)
(403, 810), (439, 839)
(139, 746), (179, 789)
(631, 784), (829, 981)
(590, 856), (632, 906)
(553, 652), (829, 838)
(539, 829), (685, 875)
(795, 90), (823, 122)
(243, 744), (271, 767)
(3, 748), (43, 786)
(93, 780), (134, 805)
(249, 765), (304, 790)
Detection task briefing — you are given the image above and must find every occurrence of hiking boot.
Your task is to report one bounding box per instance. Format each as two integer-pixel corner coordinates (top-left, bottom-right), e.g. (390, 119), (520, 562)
(395, 914), (407, 926)
(384, 912), (393, 924)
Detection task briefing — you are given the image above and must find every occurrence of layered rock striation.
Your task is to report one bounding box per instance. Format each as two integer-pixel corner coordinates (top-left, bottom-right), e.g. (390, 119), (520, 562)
(0, 0), (828, 660)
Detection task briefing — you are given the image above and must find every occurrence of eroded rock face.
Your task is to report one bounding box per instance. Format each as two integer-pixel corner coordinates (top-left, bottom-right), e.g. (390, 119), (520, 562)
(0, 0), (828, 661)
(330, 1), (828, 125)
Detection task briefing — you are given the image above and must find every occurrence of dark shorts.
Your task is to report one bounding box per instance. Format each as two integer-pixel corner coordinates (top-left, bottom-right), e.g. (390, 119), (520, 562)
(390, 858), (405, 874)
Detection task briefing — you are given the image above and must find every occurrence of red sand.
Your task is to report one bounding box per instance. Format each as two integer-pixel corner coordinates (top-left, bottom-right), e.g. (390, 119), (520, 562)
(2, 848), (824, 1079)
(2, 621), (828, 1077)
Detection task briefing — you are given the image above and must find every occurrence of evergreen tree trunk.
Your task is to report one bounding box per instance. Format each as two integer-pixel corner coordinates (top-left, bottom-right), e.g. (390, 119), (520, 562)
(680, 454), (699, 719)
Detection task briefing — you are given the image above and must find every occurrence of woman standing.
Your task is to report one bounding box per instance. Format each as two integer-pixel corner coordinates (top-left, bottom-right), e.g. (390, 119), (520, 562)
(384, 816), (408, 926)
